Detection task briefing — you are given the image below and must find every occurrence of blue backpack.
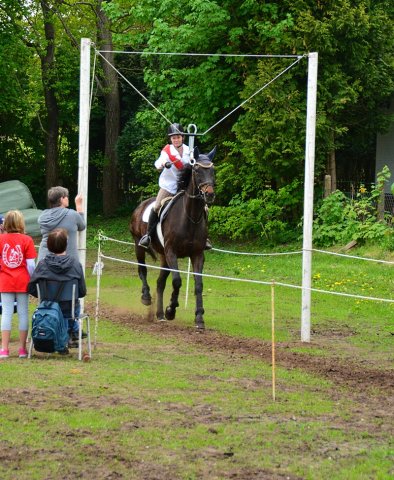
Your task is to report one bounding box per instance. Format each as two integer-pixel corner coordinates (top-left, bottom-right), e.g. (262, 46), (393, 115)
(31, 283), (69, 353)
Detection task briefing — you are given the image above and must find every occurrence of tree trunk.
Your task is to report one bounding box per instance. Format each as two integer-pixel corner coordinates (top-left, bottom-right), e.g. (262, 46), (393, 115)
(328, 149), (337, 191)
(40, 0), (59, 192)
(96, 2), (120, 216)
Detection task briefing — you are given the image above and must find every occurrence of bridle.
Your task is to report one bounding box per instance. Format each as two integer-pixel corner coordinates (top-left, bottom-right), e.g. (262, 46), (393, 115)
(186, 161), (215, 203)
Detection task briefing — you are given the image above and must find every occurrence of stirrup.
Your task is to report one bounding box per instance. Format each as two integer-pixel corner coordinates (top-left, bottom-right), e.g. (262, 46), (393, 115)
(138, 235), (151, 248)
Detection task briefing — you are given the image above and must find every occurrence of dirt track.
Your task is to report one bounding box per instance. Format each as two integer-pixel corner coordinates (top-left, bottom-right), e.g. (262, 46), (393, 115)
(94, 303), (394, 439)
(1, 302), (392, 480)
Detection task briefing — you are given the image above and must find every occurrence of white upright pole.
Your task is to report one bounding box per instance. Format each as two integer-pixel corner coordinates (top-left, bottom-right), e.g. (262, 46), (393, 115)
(78, 38), (91, 312)
(301, 52), (318, 343)
(78, 38), (91, 270)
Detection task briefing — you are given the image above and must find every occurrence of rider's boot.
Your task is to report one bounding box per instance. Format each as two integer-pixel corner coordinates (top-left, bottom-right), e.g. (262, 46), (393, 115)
(139, 209), (159, 248)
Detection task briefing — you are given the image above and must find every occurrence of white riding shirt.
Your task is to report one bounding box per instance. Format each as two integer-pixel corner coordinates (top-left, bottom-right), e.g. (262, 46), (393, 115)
(155, 143), (190, 194)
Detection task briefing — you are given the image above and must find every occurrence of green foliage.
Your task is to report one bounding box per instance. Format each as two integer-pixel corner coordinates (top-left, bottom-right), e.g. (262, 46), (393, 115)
(117, 111), (166, 202)
(209, 180), (302, 243)
(105, 0), (394, 225)
(231, 59), (307, 189)
(0, 0), (93, 195)
(1, 0), (393, 223)
(313, 167), (393, 247)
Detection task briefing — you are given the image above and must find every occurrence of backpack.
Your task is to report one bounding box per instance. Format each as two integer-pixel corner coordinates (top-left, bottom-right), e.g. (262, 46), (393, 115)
(31, 283), (69, 353)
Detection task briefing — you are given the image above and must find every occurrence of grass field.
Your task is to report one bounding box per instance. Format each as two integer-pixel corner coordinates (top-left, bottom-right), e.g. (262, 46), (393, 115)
(0, 216), (393, 479)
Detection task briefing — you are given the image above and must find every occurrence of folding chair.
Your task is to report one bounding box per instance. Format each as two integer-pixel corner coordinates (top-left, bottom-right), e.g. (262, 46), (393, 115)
(28, 279), (91, 361)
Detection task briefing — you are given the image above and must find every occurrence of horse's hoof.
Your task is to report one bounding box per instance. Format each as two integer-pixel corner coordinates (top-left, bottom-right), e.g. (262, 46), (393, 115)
(195, 323), (205, 332)
(141, 296), (152, 306)
(157, 317), (167, 322)
(165, 307), (176, 321)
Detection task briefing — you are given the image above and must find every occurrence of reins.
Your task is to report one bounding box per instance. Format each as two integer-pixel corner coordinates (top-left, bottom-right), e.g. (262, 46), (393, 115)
(182, 161), (214, 223)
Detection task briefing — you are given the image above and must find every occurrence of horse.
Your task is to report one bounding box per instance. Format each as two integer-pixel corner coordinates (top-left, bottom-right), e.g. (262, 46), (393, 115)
(129, 147), (216, 330)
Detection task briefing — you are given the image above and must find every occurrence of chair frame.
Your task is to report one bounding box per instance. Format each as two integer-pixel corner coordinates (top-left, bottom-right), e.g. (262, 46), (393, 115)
(28, 281), (91, 361)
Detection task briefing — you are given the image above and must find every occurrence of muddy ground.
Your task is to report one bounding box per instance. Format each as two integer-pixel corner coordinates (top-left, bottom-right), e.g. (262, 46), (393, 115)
(97, 303), (394, 432)
(1, 302), (392, 480)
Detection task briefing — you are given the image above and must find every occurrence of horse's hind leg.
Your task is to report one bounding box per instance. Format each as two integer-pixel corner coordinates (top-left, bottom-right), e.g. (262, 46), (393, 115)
(136, 246), (151, 305)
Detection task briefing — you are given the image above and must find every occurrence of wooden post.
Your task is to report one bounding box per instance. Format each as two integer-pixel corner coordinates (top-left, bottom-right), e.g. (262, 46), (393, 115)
(324, 175), (331, 198)
(271, 281), (276, 402)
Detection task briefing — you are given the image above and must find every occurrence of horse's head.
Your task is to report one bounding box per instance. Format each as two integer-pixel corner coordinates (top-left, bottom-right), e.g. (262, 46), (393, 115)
(191, 146), (216, 205)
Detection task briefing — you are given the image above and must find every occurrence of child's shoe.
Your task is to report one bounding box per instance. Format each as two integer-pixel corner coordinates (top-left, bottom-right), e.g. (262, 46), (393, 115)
(0, 349), (9, 358)
(18, 348), (28, 358)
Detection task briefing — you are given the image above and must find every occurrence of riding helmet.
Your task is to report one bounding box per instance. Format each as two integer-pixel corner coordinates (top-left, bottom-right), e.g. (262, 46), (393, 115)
(167, 123), (184, 137)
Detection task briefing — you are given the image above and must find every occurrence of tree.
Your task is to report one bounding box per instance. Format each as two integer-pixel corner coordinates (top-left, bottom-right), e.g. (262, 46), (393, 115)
(1, 0), (122, 214)
(95, 1), (120, 215)
(39, 0), (60, 190)
(2, 0), (393, 226)
(287, 0), (394, 189)
(104, 0), (297, 204)
(0, 1), (45, 198)
(0, 0), (84, 198)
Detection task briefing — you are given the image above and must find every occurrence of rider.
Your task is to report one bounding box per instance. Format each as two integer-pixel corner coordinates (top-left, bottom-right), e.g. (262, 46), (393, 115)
(139, 123), (212, 250)
(139, 123), (190, 248)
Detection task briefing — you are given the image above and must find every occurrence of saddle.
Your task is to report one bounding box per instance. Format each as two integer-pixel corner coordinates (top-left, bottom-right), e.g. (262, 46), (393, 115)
(142, 193), (185, 248)
(158, 191), (184, 222)
(142, 192), (184, 224)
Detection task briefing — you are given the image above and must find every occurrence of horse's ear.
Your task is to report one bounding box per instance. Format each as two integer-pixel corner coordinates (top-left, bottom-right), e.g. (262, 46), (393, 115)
(193, 147), (200, 161)
(207, 146), (217, 162)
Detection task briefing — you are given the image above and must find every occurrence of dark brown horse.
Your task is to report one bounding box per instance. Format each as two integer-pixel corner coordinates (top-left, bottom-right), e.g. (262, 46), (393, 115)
(129, 147), (216, 330)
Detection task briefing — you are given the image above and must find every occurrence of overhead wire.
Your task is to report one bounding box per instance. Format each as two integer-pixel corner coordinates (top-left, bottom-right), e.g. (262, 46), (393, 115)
(94, 47), (307, 135)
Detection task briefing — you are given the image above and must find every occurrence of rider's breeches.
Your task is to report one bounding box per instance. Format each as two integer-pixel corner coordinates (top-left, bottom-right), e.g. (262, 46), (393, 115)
(155, 188), (173, 212)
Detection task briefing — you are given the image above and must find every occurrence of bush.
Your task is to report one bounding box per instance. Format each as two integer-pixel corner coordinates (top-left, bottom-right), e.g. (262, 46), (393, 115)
(208, 182), (302, 244)
(313, 167), (393, 248)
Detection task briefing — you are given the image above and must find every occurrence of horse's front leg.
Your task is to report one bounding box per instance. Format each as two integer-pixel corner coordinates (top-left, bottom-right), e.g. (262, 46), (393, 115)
(164, 251), (181, 321)
(156, 256), (170, 320)
(135, 246), (151, 305)
(191, 253), (205, 330)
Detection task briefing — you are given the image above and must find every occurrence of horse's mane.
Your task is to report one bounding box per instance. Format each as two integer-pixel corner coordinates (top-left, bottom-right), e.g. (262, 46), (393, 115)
(176, 164), (192, 192)
(176, 156), (212, 193)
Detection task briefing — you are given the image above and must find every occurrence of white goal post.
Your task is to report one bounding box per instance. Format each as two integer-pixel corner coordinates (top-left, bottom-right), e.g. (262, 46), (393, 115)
(77, 38), (91, 312)
(77, 37), (318, 341)
(301, 52), (318, 342)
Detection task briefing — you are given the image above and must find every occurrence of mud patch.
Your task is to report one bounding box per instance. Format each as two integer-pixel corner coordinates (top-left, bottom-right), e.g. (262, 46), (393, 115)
(92, 304), (394, 393)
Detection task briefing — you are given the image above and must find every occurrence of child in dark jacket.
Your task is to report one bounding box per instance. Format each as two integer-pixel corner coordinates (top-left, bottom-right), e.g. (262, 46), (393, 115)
(28, 228), (86, 338)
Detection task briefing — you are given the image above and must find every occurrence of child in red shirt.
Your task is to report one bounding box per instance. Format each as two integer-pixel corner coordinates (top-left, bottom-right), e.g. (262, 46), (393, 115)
(0, 210), (37, 358)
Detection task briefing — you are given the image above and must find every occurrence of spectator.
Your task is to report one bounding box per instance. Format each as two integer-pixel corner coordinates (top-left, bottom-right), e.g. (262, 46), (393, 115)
(0, 210), (37, 359)
(0, 215), (16, 316)
(28, 228), (86, 343)
(38, 186), (85, 262)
